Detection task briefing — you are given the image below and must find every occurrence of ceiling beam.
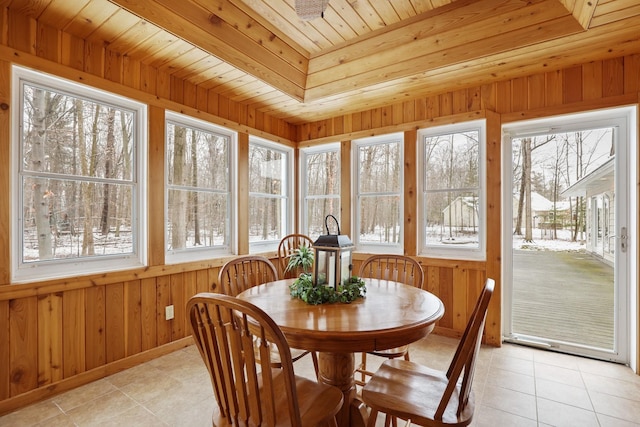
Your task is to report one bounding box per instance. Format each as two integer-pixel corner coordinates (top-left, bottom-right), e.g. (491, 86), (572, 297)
(109, 0), (308, 101)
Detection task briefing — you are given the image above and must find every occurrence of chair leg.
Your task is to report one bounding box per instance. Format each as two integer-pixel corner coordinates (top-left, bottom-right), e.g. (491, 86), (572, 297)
(311, 351), (319, 380)
(367, 409), (379, 427)
(360, 352), (368, 384)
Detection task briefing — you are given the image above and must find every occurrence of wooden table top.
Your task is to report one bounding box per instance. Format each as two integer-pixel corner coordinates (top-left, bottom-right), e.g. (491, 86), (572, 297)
(237, 278), (445, 353)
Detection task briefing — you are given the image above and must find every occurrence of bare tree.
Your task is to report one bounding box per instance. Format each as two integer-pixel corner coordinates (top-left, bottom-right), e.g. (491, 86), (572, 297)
(170, 126), (187, 249)
(30, 88), (53, 259)
(190, 130), (201, 245)
(78, 100), (97, 255)
(100, 108), (116, 235)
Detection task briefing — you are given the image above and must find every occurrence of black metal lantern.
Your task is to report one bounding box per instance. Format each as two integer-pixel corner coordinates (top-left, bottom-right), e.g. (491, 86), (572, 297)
(312, 215), (354, 289)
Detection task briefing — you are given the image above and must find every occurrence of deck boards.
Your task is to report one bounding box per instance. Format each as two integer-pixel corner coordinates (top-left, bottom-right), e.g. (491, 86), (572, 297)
(512, 250), (614, 350)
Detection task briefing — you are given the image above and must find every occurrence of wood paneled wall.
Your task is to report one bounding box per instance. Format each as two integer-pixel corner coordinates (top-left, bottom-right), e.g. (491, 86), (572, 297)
(1, 8), (640, 417)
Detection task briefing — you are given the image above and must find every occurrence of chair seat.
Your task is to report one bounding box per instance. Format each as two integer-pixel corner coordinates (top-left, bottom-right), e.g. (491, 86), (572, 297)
(362, 359), (475, 427)
(212, 372), (343, 426)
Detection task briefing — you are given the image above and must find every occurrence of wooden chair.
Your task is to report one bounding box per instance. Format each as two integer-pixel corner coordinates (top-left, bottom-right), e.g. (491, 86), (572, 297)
(277, 233), (314, 279)
(362, 278), (495, 427)
(187, 293), (343, 426)
(355, 254), (424, 387)
(218, 255), (319, 377)
(218, 255), (280, 297)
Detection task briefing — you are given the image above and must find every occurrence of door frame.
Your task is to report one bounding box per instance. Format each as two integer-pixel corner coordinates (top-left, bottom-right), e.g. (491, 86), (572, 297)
(501, 107), (636, 365)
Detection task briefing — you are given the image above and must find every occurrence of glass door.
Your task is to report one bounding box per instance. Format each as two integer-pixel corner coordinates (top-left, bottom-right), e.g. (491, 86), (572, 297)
(502, 108), (633, 363)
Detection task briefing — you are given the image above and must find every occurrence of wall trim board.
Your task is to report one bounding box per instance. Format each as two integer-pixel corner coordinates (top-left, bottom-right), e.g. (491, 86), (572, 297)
(500, 93), (639, 124)
(297, 111), (487, 145)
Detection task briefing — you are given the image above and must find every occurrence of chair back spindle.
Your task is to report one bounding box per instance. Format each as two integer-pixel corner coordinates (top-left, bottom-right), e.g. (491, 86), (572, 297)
(359, 255), (424, 289)
(277, 234), (314, 279)
(218, 255), (278, 296)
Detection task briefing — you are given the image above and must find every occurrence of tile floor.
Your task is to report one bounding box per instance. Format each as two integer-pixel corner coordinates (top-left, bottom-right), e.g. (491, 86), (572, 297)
(1, 334), (639, 426)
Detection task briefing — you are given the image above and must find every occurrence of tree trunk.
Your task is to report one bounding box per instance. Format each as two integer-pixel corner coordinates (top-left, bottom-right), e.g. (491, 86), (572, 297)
(191, 130), (200, 245)
(171, 127), (187, 249)
(100, 108), (116, 235)
(523, 138), (533, 242)
(78, 100), (95, 255)
(262, 150), (272, 240)
(31, 88), (53, 259)
(514, 141), (527, 236)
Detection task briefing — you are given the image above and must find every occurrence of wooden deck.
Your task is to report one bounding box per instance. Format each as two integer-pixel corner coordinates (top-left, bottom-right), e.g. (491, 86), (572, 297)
(512, 250), (614, 350)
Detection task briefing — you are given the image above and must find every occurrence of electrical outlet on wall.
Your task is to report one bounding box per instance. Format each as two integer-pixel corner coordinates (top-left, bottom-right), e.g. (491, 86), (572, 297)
(165, 305), (174, 320)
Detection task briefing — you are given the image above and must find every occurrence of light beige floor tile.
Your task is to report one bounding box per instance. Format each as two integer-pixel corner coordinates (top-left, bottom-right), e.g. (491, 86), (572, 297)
(486, 367), (535, 395)
(33, 412), (76, 427)
(534, 362), (584, 387)
(119, 371), (185, 404)
(480, 384), (537, 420)
(0, 399), (64, 426)
(578, 358), (639, 382)
(83, 405), (167, 427)
(496, 343), (536, 361)
(66, 390), (138, 426)
(53, 379), (118, 412)
(590, 390), (640, 424)
(151, 395), (214, 427)
(597, 413), (640, 427)
(106, 362), (166, 389)
(582, 371), (640, 401)
(535, 377), (594, 410)
(490, 353), (535, 376)
(537, 397), (599, 427)
(533, 349), (581, 370)
(472, 405), (537, 427)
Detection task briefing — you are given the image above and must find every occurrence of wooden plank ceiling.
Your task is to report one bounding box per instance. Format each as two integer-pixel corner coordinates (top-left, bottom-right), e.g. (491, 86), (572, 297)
(7, 0), (640, 124)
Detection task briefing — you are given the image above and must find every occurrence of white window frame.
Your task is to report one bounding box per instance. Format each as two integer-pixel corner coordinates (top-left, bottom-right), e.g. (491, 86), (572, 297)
(418, 120), (487, 261)
(300, 143), (341, 240)
(165, 111), (237, 263)
(248, 136), (293, 253)
(11, 66), (147, 283)
(353, 133), (404, 253)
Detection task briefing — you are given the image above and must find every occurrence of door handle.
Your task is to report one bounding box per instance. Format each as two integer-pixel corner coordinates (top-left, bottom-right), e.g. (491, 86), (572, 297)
(620, 227), (627, 253)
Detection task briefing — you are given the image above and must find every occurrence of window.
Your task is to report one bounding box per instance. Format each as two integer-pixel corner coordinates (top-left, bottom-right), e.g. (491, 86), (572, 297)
(165, 112), (235, 262)
(419, 120), (486, 260)
(248, 137), (292, 251)
(354, 133), (403, 252)
(300, 144), (340, 240)
(12, 66), (147, 282)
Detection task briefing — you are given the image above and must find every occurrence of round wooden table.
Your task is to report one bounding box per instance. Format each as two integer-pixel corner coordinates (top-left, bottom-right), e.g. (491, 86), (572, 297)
(237, 278), (445, 427)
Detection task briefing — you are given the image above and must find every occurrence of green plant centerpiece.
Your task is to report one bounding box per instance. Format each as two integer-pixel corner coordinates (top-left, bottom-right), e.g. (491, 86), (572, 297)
(289, 273), (366, 305)
(284, 244), (315, 276)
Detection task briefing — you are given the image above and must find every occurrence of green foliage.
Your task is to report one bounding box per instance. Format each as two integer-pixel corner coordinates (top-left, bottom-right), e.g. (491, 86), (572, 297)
(289, 273), (366, 305)
(285, 244), (314, 274)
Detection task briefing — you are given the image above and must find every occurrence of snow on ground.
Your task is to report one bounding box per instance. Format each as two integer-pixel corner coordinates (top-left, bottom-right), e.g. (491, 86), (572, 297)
(514, 228), (586, 252)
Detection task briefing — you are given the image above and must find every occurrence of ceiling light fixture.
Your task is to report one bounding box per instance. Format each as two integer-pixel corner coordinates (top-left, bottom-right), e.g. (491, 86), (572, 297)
(295, 0), (330, 20)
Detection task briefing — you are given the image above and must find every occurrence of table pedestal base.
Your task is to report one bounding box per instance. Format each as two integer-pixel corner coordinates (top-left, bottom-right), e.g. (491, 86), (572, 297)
(318, 352), (367, 427)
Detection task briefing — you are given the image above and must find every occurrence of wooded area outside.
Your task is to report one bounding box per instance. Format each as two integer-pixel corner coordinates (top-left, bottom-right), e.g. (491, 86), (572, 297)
(248, 141), (289, 244)
(20, 78), (137, 264)
(423, 128), (481, 249)
(302, 148), (340, 240)
(512, 127), (614, 244)
(356, 138), (401, 246)
(166, 119), (231, 252)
